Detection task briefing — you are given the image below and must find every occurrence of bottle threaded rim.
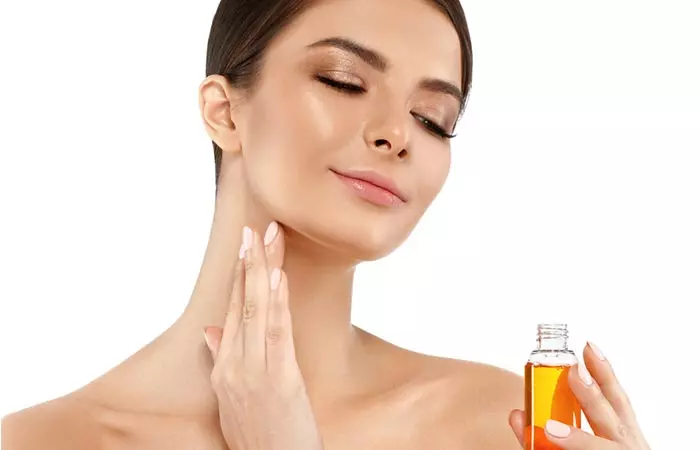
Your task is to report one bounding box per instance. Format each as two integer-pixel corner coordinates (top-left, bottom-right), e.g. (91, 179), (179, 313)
(537, 323), (568, 339)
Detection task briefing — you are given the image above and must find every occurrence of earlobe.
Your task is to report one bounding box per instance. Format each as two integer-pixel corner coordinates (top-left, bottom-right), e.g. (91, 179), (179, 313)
(199, 74), (243, 154)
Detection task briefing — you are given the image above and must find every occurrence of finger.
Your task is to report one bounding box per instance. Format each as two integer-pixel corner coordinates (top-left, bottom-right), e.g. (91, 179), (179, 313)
(217, 255), (246, 361)
(203, 326), (224, 359)
(584, 342), (639, 433)
(569, 363), (624, 442)
(266, 269), (295, 374)
(242, 226), (270, 372)
(508, 409), (525, 448)
(544, 420), (619, 450)
(263, 221), (286, 270)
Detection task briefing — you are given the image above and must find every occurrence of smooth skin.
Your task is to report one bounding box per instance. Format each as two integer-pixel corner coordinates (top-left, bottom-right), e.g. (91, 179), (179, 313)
(2, 0), (651, 449)
(203, 223), (652, 450)
(204, 225), (325, 450)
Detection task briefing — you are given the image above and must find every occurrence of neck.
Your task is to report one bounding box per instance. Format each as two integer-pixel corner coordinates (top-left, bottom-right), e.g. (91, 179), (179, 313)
(184, 179), (362, 380)
(91, 178), (365, 418)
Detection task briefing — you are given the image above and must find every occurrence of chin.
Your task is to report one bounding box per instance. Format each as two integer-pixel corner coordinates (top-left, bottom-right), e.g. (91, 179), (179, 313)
(268, 192), (418, 263)
(351, 227), (409, 261)
(290, 218), (412, 263)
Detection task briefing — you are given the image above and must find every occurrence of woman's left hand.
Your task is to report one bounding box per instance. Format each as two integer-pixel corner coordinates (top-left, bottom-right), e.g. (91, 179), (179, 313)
(508, 343), (652, 449)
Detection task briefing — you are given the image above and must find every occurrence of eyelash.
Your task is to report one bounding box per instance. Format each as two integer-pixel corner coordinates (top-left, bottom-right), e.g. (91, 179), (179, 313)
(315, 75), (456, 140)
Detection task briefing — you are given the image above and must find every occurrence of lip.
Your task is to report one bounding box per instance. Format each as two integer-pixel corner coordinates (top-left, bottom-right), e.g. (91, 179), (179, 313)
(330, 168), (407, 207)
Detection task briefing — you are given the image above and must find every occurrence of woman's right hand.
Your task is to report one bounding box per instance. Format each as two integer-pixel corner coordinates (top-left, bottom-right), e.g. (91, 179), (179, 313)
(202, 223), (326, 450)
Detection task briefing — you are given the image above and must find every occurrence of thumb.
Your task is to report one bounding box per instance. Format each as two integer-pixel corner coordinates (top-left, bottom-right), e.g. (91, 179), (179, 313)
(203, 326), (224, 360)
(508, 409), (526, 448)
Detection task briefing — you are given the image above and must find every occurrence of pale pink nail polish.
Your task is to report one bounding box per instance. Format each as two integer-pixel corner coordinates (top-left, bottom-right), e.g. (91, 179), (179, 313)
(242, 227), (253, 250)
(203, 328), (215, 355)
(203, 330), (211, 349)
(264, 222), (278, 246)
(270, 268), (281, 289)
(578, 363), (593, 386)
(545, 420), (571, 438)
(588, 341), (605, 360)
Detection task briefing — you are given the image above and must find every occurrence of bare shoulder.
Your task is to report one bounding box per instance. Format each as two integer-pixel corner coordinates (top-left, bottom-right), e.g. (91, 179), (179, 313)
(403, 352), (524, 449)
(2, 395), (101, 450)
(391, 345), (523, 408)
(446, 357), (524, 409)
(440, 358), (523, 448)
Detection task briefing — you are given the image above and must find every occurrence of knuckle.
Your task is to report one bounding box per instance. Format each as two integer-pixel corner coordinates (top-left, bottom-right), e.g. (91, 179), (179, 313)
(220, 370), (241, 392)
(210, 364), (237, 389)
(266, 325), (285, 345)
(243, 258), (254, 273)
(242, 296), (257, 320)
(281, 376), (307, 399)
(615, 423), (630, 440)
(209, 369), (218, 386)
(222, 368), (237, 387)
(243, 372), (264, 390)
(580, 386), (605, 410)
(210, 367), (225, 387)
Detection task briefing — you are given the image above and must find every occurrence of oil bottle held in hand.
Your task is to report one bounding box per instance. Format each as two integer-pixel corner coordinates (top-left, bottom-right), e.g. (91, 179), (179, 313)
(525, 324), (581, 449)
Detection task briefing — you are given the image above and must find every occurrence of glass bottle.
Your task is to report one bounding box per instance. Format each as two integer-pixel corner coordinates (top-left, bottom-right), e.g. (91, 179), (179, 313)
(525, 323), (582, 450)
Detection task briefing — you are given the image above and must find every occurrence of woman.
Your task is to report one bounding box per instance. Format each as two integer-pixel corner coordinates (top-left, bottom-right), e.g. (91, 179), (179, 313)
(2, 0), (652, 449)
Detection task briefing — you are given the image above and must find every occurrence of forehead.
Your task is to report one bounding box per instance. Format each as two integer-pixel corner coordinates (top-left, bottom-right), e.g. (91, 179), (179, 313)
(268, 0), (462, 86)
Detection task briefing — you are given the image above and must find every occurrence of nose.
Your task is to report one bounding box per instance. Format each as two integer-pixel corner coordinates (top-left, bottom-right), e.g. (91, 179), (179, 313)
(363, 109), (410, 159)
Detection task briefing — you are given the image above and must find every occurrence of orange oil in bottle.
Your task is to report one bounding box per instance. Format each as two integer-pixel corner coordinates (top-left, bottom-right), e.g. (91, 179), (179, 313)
(525, 325), (581, 449)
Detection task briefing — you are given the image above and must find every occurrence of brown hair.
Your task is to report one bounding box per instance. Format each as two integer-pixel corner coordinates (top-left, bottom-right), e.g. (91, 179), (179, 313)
(205, 0), (473, 186)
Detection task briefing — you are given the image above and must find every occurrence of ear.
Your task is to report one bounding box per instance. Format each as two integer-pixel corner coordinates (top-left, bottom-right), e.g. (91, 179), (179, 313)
(198, 75), (245, 154)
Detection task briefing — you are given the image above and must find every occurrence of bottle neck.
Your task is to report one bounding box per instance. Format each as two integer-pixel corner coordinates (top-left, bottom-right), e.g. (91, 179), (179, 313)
(536, 323), (569, 351)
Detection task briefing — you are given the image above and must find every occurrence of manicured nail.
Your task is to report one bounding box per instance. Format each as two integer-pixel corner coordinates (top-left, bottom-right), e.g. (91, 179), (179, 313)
(588, 341), (605, 360)
(578, 363), (593, 386)
(270, 268), (281, 290)
(239, 226), (253, 258)
(203, 329), (213, 353)
(264, 222), (278, 246)
(545, 420), (571, 438)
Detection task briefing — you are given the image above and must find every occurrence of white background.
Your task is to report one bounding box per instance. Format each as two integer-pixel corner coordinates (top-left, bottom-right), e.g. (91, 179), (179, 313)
(1, 1), (698, 448)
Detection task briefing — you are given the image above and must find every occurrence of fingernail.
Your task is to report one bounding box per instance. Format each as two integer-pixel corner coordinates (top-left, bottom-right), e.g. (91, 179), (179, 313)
(270, 268), (281, 290)
(545, 420), (571, 438)
(239, 226), (253, 258)
(578, 363), (593, 386)
(588, 341), (605, 360)
(264, 222), (278, 246)
(203, 329), (213, 353)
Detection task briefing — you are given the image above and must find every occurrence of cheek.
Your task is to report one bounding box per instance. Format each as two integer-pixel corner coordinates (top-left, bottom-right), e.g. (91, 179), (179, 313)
(240, 80), (363, 206)
(414, 144), (451, 206)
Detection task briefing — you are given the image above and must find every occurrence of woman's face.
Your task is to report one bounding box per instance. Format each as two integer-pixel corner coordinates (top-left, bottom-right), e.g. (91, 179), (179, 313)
(234, 0), (463, 261)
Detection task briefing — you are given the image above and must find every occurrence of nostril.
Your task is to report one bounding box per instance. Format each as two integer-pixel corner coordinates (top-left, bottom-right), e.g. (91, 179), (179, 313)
(397, 149), (408, 159)
(374, 139), (390, 149)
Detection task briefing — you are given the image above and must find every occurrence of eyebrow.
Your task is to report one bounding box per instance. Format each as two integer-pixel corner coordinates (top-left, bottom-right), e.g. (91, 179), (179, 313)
(308, 37), (389, 71)
(306, 37), (463, 103)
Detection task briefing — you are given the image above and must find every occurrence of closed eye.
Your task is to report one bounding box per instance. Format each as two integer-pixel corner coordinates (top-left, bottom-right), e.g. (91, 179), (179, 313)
(316, 75), (456, 140)
(315, 75), (365, 94)
(411, 112), (456, 140)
